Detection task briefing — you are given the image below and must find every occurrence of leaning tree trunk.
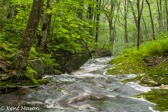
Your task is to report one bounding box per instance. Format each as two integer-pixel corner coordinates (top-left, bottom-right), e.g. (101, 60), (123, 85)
(146, 0), (155, 40)
(13, 0), (44, 77)
(129, 0), (142, 41)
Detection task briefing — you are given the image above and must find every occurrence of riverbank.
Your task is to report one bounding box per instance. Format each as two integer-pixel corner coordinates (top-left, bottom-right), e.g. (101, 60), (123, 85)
(0, 37), (93, 88)
(106, 36), (168, 111)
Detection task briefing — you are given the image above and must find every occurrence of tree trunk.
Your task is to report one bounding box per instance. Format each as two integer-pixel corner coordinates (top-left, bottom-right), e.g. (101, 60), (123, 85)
(146, 0), (155, 40)
(124, 0), (128, 43)
(159, 0), (163, 32)
(95, 0), (101, 42)
(157, 0), (163, 33)
(137, 0), (144, 50)
(142, 15), (148, 40)
(7, 2), (16, 21)
(87, 0), (94, 36)
(37, 0), (52, 52)
(95, 14), (100, 42)
(13, 0), (44, 77)
(105, 0), (119, 55)
(109, 20), (115, 55)
(107, 0), (115, 52)
(3, 0), (6, 5)
(88, 1), (93, 20)
(77, 1), (84, 20)
(129, 0), (142, 40)
(165, 0), (168, 31)
(128, 0), (138, 30)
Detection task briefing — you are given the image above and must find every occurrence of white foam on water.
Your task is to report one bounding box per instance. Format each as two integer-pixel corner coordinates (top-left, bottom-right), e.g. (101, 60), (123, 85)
(149, 107), (160, 112)
(127, 74), (137, 78)
(73, 73), (104, 78)
(43, 75), (54, 79)
(45, 99), (56, 108)
(130, 97), (158, 112)
(106, 94), (115, 98)
(126, 82), (151, 92)
(58, 77), (76, 82)
(131, 97), (156, 105)
(95, 57), (112, 63)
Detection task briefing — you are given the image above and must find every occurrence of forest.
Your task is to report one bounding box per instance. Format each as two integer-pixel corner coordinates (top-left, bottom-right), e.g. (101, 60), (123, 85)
(0, 0), (168, 111)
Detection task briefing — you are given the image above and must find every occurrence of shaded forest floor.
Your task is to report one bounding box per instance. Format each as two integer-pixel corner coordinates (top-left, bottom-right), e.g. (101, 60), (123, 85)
(0, 40), (52, 88)
(106, 35), (168, 111)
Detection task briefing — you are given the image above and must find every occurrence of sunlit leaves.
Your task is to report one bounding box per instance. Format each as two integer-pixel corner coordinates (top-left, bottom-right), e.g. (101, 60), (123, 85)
(48, 0), (93, 54)
(11, 0), (32, 6)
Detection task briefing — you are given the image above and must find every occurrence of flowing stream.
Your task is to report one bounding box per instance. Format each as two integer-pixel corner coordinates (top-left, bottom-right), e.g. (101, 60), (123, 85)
(0, 57), (155, 112)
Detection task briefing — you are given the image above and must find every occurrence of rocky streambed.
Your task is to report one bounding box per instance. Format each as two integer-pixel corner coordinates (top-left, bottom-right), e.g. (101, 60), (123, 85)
(0, 57), (156, 112)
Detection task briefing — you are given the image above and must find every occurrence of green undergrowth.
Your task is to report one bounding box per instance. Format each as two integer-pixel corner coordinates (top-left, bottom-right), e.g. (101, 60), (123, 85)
(106, 55), (146, 75)
(106, 34), (168, 111)
(106, 34), (168, 86)
(0, 40), (57, 86)
(29, 47), (59, 67)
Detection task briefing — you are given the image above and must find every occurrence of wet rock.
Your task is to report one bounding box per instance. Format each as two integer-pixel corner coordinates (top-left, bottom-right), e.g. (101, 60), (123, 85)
(0, 85), (20, 94)
(161, 84), (168, 89)
(78, 104), (96, 111)
(0, 74), (9, 80)
(0, 86), (7, 92)
(45, 65), (62, 75)
(54, 39), (91, 73)
(91, 48), (112, 58)
(69, 93), (106, 104)
(29, 59), (62, 79)
(29, 59), (45, 79)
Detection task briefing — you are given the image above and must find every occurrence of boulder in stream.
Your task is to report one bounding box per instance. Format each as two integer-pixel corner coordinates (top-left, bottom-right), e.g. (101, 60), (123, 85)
(91, 48), (112, 58)
(54, 39), (91, 73)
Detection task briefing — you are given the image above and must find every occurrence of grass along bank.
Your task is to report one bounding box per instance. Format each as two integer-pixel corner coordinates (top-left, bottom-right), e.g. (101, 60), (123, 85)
(106, 34), (168, 111)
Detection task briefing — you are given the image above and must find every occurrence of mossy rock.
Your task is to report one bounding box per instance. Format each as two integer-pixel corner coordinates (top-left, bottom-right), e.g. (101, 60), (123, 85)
(54, 39), (91, 73)
(91, 48), (111, 58)
(29, 59), (45, 79)
(37, 79), (49, 84)
(54, 69), (62, 75)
